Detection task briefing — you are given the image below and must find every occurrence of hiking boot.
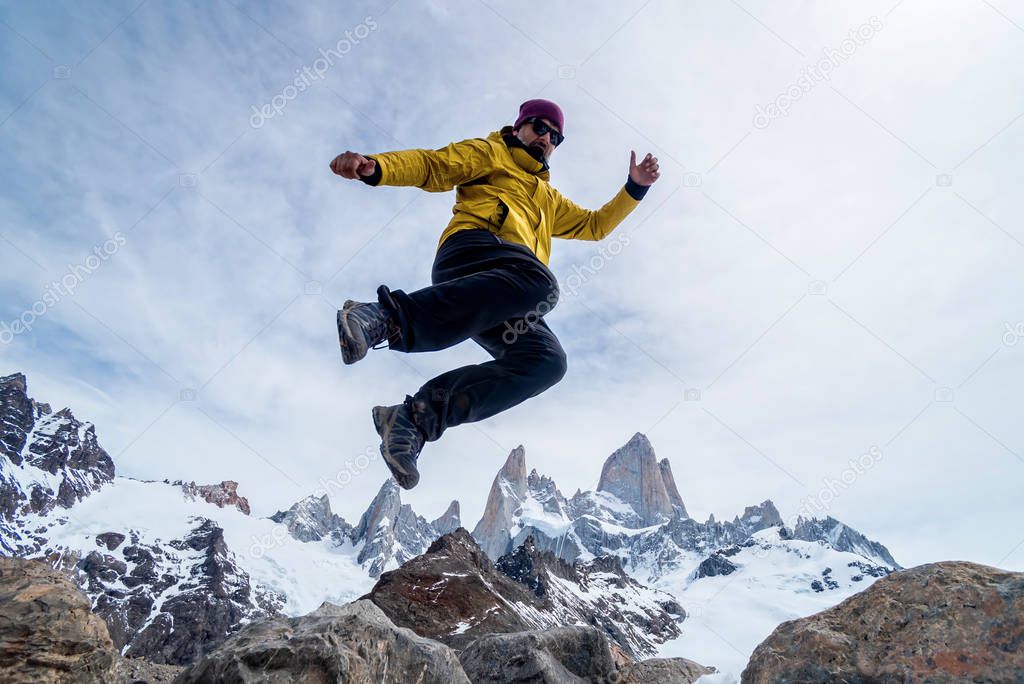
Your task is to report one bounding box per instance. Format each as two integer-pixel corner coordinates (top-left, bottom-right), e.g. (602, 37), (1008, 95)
(337, 301), (394, 365)
(372, 402), (425, 490)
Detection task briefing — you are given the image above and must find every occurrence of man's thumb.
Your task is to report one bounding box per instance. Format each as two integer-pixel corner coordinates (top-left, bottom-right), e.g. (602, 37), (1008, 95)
(630, 150), (636, 167)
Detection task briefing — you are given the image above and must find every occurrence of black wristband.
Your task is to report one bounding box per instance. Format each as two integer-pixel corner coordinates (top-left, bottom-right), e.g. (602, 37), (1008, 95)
(358, 156), (382, 186)
(625, 176), (649, 201)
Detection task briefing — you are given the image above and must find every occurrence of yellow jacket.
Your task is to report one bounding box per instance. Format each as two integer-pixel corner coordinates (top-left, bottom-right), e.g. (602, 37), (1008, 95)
(361, 126), (644, 266)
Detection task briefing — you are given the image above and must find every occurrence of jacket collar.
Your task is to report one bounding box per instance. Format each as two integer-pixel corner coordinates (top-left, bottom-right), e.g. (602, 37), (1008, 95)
(489, 127), (550, 180)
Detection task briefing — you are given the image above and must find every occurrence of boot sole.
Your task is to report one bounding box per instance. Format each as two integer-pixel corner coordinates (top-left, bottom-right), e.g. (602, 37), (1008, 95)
(372, 406), (420, 490)
(337, 301), (368, 365)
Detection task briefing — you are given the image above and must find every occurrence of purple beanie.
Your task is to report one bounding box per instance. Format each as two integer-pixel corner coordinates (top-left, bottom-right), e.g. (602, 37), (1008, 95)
(514, 99), (564, 134)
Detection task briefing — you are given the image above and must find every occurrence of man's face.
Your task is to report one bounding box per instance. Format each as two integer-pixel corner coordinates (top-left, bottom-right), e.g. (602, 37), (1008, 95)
(514, 116), (560, 161)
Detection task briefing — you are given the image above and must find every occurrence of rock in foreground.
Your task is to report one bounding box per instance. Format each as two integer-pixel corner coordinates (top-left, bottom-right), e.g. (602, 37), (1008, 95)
(459, 626), (617, 683)
(0, 556), (115, 683)
(617, 656), (719, 683)
(742, 560), (1024, 683)
(459, 625), (714, 683)
(0, 556), (183, 683)
(174, 599), (469, 683)
(175, 590), (711, 683)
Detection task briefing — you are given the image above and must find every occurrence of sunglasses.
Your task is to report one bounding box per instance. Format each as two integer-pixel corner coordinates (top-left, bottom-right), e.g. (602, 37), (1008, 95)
(525, 117), (564, 147)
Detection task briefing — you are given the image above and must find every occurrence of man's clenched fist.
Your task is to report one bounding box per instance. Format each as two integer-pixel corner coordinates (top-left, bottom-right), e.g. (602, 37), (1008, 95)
(330, 151), (376, 179)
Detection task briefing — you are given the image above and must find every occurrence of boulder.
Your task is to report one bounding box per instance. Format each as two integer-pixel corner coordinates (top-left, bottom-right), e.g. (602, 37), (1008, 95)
(459, 626), (617, 683)
(459, 625), (713, 683)
(0, 556), (117, 683)
(617, 656), (718, 683)
(742, 560), (1024, 683)
(174, 599), (469, 683)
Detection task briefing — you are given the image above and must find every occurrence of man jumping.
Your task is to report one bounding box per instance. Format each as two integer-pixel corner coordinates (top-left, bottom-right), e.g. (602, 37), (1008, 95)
(329, 99), (660, 489)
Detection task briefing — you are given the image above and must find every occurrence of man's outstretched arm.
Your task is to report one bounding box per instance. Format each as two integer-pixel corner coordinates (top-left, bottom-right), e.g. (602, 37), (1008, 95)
(552, 151), (660, 241)
(329, 138), (492, 192)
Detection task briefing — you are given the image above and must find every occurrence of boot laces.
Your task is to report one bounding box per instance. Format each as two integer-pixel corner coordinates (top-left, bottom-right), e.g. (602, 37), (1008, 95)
(390, 407), (424, 453)
(351, 302), (393, 349)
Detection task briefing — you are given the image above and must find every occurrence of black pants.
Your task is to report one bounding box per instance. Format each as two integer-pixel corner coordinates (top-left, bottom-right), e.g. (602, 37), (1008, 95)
(376, 229), (567, 441)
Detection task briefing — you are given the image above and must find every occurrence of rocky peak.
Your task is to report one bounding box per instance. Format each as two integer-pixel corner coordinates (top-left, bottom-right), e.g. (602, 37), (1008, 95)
(431, 500), (461, 536)
(424, 527), (492, 572)
(177, 480), (250, 515)
(468, 434), (899, 587)
(736, 500), (783, 528)
(472, 446), (532, 560)
(527, 468), (552, 487)
(495, 534), (575, 597)
(349, 479), (457, 577)
(597, 433), (686, 525)
(354, 479), (402, 543)
(266, 478), (461, 579)
(364, 529), (536, 650)
(500, 445), (528, 491)
(792, 516), (901, 568)
(270, 493), (350, 543)
(658, 458), (688, 517)
(525, 468), (568, 516)
(0, 372), (32, 468)
(425, 526), (473, 553)
(27, 408), (109, 477)
(0, 373), (114, 533)
(567, 488), (644, 530)
(0, 372), (27, 390)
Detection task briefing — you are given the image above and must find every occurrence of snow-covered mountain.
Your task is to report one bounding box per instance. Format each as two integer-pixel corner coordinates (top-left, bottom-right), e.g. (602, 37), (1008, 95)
(1, 371), (903, 679)
(0, 372), (115, 547)
(470, 432), (897, 577)
(655, 526), (896, 682)
(0, 372), (456, 664)
(267, 480), (460, 578)
(493, 534), (684, 657)
(466, 433), (900, 681)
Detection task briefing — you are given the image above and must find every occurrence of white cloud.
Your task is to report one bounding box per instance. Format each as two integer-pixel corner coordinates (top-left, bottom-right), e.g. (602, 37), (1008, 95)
(1, 0), (1021, 572)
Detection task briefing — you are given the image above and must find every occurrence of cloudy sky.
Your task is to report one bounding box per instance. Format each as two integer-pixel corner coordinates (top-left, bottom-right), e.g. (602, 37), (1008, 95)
(1, 0), (1021, 571)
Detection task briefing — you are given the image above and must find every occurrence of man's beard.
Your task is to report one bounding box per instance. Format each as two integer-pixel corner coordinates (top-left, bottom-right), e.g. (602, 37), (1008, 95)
(510, 130), (549, 164)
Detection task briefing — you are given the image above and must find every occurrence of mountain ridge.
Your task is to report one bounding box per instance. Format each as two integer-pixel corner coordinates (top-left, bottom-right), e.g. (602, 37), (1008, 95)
(0, 370), (902, 673)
